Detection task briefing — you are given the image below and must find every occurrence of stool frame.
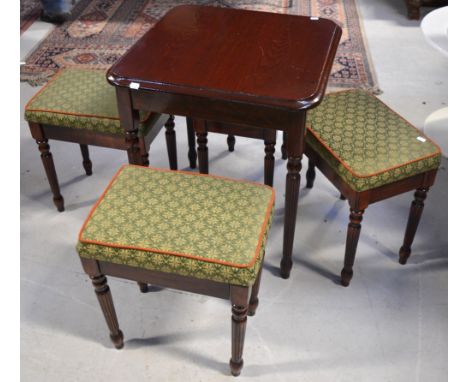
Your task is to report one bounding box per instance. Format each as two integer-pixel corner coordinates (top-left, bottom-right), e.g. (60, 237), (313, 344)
(80, 255), (264, 377)
(304, 144), (438, 286)
(28, 114), (177, 212)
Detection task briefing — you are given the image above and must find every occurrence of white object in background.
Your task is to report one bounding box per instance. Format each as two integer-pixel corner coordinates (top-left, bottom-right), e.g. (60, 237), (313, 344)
(420, 6), (448, 157)
(424, 106), (448, 157)
(421, 6), (448, 57)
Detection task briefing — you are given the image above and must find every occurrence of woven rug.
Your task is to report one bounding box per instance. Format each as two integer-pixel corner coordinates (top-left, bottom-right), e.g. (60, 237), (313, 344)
(20, 0), (42, 35)
(20, 0), (379, 93)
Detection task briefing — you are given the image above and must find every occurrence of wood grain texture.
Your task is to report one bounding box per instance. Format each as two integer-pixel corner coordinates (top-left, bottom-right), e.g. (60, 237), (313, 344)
(108, 5), (342, 110)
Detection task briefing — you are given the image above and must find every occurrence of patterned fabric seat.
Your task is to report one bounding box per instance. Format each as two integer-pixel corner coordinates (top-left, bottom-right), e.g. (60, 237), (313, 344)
(77, 165), (275, 286)
(25, 68), (153, 135)
(305, 90), (441, 191)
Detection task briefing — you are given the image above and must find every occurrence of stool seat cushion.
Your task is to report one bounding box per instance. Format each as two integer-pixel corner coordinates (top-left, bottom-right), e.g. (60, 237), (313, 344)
(76, 165), (275, 286)
(305, 90), (441, 192)
(25, 69), (153, 136)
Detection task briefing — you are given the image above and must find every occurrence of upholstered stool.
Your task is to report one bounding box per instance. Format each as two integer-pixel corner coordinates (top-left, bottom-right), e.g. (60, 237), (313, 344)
(24, 68), (178, 211)
(304, 90), (441, 286)
(76, 165), (275, 376)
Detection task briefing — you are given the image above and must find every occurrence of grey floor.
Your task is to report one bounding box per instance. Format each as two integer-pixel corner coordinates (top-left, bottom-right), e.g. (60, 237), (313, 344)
(20, 0), (447, 381)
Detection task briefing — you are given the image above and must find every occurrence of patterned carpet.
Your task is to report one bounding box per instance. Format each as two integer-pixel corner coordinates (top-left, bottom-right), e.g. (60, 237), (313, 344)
(20, 0), (42, 35)
(21, 0), (379, 92)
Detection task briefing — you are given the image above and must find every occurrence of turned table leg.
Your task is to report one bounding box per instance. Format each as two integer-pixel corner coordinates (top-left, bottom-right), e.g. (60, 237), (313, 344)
(79, 144), (92, 175)
(341, 209), (365, 287)
(230, 286), (250, 377)
(186, 117), (197, 169)
(280, 120), (304, 279)
(91, 275), (124, 349)
(280, 156), (302, 279)
(115, 87), (142, 165)
(264, 136), (276, 187)
(165, 115), (178, 170)
(399, 188), (428, 265)
(196, 132), (208, 174)
(281, 131), (288, 160)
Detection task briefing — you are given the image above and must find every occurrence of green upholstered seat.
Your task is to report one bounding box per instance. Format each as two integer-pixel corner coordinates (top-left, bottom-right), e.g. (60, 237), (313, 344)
(305, 90), (441, 192)
(77, 165), (275, 286)
(24, 69), (153, 135)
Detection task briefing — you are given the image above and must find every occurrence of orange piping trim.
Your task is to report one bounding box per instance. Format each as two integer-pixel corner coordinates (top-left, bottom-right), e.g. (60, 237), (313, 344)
(306, 91), (442, 179)
(78, 164), (275, 269)
(25, 68), (152, 124)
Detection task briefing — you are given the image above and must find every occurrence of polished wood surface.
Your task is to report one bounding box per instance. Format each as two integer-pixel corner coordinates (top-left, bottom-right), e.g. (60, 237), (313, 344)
(108, 5), (341, 110)
(109, 4), (341, 279)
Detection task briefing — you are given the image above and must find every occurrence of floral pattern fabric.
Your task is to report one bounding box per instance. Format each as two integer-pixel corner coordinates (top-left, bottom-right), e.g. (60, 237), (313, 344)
(25, 69), (152, 135)
(305, 90), (441, 191)
(77, 165), (275, 286)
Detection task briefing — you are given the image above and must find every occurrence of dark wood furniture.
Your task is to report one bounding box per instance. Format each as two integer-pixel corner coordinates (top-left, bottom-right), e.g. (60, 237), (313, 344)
(107, 5), (342, 278)
(186, 119), (278, 186)
(77, 165), (275, 376)
(304, 90), (441, 286)
(405, 0), (448, 20)
(24, 69), (177, 212)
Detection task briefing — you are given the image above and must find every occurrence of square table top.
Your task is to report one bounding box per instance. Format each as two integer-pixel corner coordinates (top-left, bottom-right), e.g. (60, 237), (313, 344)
(108, 5), (341, 110)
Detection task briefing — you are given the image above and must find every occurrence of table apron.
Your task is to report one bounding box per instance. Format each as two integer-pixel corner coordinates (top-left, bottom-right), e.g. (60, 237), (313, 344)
(131, 89), (305, 132)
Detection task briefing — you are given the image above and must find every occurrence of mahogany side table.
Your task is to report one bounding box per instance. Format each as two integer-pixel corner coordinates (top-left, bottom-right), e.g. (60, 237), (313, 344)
(107, 5), (341, 278)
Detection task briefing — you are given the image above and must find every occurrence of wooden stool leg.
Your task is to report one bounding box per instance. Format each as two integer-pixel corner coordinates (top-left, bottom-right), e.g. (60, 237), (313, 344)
(137, 282), (149, 293)
(341, 209), (365, 287)
(91, 275), (124, 349)
(79, 144), (92, 175)
(227, 134), (236, 152)
(248, 266), (263, 317)
(36, 138), (64, 212)
(139, 139), (150, 167)
(186, 117), (197, 169)
(196, 131), (209, 174)
(305, 157), (316, 189)
(230, 286), (250, 377)
(399, 188), (428, 265)
(264, 137), (275, 187)
(165, 115), (178, 170)
(281, 131), (288, 160)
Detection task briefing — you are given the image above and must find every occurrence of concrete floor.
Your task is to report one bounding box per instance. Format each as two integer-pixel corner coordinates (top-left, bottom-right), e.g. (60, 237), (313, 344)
(20, 0), (447, 381)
